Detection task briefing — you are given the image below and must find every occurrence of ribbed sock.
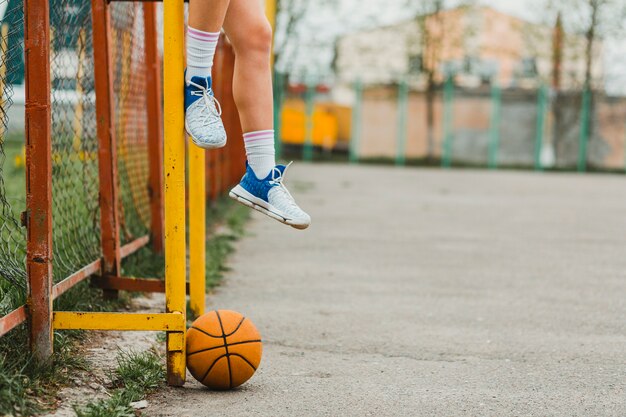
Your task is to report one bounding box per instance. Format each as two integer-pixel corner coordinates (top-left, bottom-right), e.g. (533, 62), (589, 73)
(244, 130), (276, 179)
(186, 27), (220, 80)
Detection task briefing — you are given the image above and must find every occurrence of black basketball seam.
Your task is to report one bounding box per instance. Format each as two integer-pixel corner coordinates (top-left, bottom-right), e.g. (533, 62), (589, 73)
(229, 353), (258, 371)
(200, 353), (227, 385)
(189, 326), (223, 338)
(224, 316), (247, 337)
(187, 340), (262, 356)
(215, 311), (233, 389)
(190, 314), (246, 338)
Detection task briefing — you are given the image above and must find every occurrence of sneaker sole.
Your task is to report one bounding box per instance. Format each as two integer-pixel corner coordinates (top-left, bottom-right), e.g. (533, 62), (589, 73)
(229, 185), (310, 230)
(185, 120), (227, 150)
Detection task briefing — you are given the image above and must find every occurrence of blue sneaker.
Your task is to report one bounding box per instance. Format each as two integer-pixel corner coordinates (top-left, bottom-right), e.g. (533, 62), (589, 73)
(229, 162), (311, 230)
(185, 74), (227, 149)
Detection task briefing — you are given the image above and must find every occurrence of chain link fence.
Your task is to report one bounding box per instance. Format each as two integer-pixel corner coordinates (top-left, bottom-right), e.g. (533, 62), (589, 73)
(110, 3), (152, 245)
(0, 0), (159, 315)
(0, 0), (27, 315)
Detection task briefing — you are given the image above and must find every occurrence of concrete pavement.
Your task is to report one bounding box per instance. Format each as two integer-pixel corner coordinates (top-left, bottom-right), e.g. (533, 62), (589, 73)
(145, 164), (626, 416)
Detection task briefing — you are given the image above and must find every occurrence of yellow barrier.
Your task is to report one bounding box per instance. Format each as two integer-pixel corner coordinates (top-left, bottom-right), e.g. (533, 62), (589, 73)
(53, 312), (185, 331)
(163, 0), (187, 386)
(281, 101), (340, 150)
(189, 143), (206, 318)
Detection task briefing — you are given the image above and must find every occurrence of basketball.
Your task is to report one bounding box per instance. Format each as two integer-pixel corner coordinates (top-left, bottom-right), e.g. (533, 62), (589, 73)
(186, 310), (262, 390)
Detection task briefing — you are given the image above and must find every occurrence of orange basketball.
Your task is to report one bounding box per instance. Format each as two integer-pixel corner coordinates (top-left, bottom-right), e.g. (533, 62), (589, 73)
(186, 310), (262, 390)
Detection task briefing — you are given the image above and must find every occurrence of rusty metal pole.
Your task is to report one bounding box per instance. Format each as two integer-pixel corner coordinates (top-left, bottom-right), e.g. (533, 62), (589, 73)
(92, 0), (122, 298)
(24, 0), (53, 361)
(144, 2), (165, 254)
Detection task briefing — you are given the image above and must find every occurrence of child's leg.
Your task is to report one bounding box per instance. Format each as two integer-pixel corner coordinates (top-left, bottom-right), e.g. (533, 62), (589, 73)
(222, 0), (274, 133)
(189, 0), (230, 32)
(223, 0), (276, 179)
(184, 0), (229, 148)
(187, 0), (229, 79)
(224, 0), (310, 230)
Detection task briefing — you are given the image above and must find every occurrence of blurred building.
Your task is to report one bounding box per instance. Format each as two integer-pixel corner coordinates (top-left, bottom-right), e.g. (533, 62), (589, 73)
(333, 6), (603, 97)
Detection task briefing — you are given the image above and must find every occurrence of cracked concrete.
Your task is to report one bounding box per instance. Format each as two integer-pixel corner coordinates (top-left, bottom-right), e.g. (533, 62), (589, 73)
(144, 164), (626, 417)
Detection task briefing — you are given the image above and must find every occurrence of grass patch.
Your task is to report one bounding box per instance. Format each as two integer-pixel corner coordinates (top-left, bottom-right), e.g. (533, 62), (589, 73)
(74, 349), (164, 417)
(205, 196), (250, 289)
(0, 281), (132, 416)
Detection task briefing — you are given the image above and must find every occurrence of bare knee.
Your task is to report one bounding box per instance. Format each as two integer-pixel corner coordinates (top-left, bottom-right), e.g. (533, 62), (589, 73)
(230, 19), (273, 57)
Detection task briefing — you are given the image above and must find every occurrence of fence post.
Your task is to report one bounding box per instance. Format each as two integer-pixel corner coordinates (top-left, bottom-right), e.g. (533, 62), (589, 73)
(578, 88), (591, 173)
(163, 0), (187, 386)
(24, 0), (53, 362)
(534, 85), (547, 171)
(303, 81), (314, 162)
(144, 2), (164, 254)
(349, 79), (362, 163)
(273, 70), (285, 160)
(91, 0), (121, 299)
(488, 83), (501, 169)
(188, 143), (205, 319)
(0, 24), (8, 112)
(396, 78), (408, 166)
(441, 76), (454, 168)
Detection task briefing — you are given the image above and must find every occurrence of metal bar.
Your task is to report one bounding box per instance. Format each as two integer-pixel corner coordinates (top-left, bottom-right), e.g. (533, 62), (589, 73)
(188, 142), (206, 318)
(441, 76), (454, 169)
(24, 0), (53, 362)
(303, 82), (314, 162)
(534, 85), (548, 171)
(163, 0), (187, 386)
(91, 276), (190, 293)
(349, 79), (362, 163)
(119, 235), (150, 259)
(53, 312), (186, 331)
(92, 0), (122, 300)
(578, 88), (591, 173)
(0, 307), (28, 338)
(396, 79), (408, 166)
(273, 70), (286, 160)
(487, 84), (502, 170)
(143, 2), (165, 254)
(92, 276), (163, 293)
(265, 0), (277, 69)
(52, 259), (102, 299)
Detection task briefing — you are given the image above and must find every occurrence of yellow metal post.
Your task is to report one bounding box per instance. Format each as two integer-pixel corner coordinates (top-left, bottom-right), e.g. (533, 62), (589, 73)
(53, 312), (186, 331)
(188, 143), (206, 319)
(163, 0), (186, 386)
(265, 0), (277, 68)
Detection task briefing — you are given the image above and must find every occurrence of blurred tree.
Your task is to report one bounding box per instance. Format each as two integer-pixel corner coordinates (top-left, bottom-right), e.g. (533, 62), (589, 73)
(416, 0), (445, 161)
(413, 0), (475, 160)
(546, 0), (626, 89)
(544, 0), (626, 165)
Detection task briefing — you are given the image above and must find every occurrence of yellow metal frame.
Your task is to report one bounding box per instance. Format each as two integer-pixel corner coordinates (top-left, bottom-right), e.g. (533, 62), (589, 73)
(49, 0), (215, 387)
(54, 312), (185, 332)
(265, 0), (277, 68)
(189, 144), (206, 318)
(163, 0), (187, 386)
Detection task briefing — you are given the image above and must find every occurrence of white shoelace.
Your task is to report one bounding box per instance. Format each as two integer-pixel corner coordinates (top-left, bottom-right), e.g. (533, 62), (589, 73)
(269, 162), (300, 210)
(188, 79), (223, 127)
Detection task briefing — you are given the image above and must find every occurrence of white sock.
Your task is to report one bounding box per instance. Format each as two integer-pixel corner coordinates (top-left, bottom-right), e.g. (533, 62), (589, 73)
(244, 130), (276, 179)
(186, 27), (220, 80)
